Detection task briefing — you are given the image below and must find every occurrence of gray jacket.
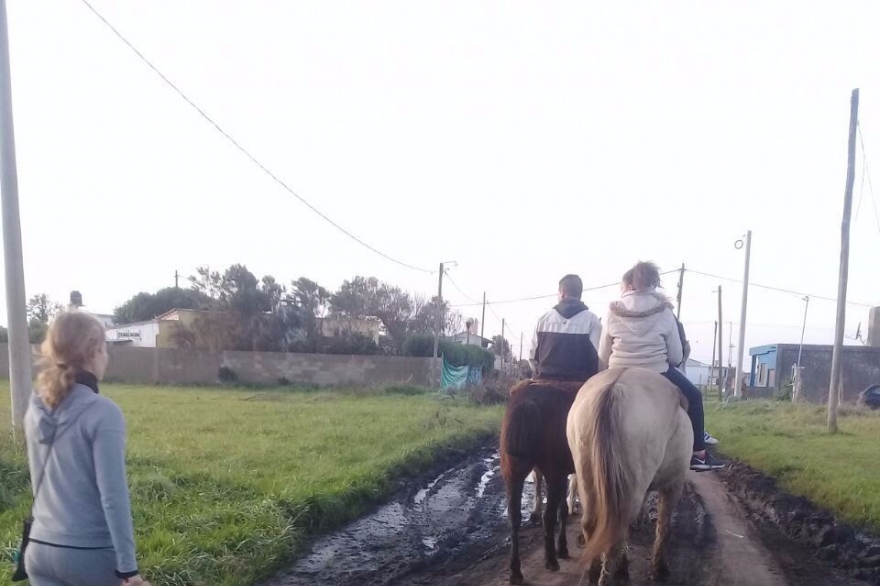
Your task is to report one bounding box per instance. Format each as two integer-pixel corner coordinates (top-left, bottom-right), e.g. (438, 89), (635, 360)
(24, 384), (138, 575)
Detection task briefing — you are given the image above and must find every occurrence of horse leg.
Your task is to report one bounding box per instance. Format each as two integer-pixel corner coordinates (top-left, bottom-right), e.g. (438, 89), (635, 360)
(506, 467), (528, 585)
(599, 540), (630, 586)
(556, 477), (570, 560)
(567, 473), (578, 515)
(542, 473), (565, 572)
(530, 468), (543, 525)
(651, 483), (682, 582)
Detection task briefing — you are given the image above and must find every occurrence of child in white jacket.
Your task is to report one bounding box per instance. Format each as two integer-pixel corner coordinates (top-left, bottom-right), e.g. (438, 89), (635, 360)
(598, 262), (724, 471)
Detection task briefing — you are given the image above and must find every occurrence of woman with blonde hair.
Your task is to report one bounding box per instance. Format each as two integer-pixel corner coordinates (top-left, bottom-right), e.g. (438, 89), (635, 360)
(22, 311), (149, 586)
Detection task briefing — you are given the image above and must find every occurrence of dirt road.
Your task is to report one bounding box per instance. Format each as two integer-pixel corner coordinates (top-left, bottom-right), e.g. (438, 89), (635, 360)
(261, 449), (867, 586)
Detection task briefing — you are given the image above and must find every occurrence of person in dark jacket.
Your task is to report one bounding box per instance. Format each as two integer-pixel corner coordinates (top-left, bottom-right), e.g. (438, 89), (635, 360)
(528, 274), (602, 383)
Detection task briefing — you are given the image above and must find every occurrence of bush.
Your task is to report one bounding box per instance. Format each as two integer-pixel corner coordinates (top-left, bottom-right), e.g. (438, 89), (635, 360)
(402, 333), (495, 373)
(218, 366), (238, 383)
(277, 376), (291, 386)
(320, 333), (380, 356)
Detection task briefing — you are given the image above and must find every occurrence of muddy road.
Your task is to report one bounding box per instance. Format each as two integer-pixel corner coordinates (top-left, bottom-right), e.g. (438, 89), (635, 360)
(262, 448), (869, 586)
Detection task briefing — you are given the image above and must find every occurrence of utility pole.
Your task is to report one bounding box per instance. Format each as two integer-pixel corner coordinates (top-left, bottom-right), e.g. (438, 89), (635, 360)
(501, 319), (506, 374)
(728, 321), (733, 371)
(480, 292), (486, 341)
(0, 0), (33, 432)
(828, 89), (859, 433)
(675, 263), (685, 319)
(175, 270), (179, 289)
(717, 287), (724, 395)
(733, 231), (752, 398)
(797, 296), (810, 367)
(431, 263), (445, 386)
(709, 321), (718, 392)
(519, 332), (523, 364)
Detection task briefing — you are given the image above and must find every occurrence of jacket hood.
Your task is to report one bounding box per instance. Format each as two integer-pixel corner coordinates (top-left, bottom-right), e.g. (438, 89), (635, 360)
(608, 289), (674, 337)
(553, 298), (589, 320)
(29, 384), (99, 445)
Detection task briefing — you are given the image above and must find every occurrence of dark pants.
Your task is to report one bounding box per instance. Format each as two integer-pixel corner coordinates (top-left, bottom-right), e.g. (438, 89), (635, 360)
(662, 366), (705, 452)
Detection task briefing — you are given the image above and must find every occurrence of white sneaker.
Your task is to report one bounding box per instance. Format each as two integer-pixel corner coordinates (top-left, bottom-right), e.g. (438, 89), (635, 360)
(704, 431), (719, 446)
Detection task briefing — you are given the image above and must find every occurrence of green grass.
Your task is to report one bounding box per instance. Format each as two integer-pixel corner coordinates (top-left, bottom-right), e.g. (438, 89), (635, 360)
(0, 384), (501, 585)
(706, 400), (880, 531)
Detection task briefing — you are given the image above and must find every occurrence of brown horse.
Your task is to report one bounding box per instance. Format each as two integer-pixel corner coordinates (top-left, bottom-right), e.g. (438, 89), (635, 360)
(501, 379), (581, 585)
(567, 368), (691, 585)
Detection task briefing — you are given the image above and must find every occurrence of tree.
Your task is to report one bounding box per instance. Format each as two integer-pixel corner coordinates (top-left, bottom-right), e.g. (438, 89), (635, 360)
(114, 287), (210, 325)
(290, 277), (331, 351)
(27, 294), (62, 344)
(330, 276), (415, 352)
(409, 296), (461, 337)
(491, 335), (513, 359)
(179, 264), (293, 351)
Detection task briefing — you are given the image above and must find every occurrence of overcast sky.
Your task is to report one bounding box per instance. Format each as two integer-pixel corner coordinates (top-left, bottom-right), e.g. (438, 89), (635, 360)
(2, 1), (879, 366)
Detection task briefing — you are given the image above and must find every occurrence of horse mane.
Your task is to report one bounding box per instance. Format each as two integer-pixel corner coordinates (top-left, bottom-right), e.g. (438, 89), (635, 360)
(581, 370), (637, 564)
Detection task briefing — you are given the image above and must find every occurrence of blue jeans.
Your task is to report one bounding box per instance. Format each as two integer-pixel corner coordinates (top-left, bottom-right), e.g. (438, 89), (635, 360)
(662, 366), (705, 452)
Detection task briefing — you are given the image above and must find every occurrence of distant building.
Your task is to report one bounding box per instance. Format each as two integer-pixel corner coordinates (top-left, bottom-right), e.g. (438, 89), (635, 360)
(317, 316), (384, 344)
(105, 308), (204, 348)
(449, 319), (490, 348)
(682, 358), (738, 389)
(749, 343), (880, 403)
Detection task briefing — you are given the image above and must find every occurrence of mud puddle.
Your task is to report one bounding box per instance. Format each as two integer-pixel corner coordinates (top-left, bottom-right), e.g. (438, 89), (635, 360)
(261, 448), (535, 586)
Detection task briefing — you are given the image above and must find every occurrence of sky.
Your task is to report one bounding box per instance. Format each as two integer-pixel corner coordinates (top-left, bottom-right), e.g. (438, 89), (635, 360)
(2, 1), (879, 367)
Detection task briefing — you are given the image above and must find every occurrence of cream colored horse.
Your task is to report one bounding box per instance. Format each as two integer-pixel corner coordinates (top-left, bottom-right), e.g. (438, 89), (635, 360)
(567, 367), (691, 585)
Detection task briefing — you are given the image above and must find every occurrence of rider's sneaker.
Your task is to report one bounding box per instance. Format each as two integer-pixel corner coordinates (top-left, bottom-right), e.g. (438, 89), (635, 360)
(690, 452), (725, 472)
(703, 431), (719, 446)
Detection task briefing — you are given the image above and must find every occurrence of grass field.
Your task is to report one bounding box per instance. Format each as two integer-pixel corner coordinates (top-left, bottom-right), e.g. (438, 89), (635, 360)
(0, 384), (502, 586)
(706, 400), (880, 531)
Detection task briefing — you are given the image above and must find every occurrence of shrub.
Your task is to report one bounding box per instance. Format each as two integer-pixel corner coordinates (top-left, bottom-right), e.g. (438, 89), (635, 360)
(218, 366), (238, 383)
(402, 333), (495, 373)
(320, 333), (380, 356)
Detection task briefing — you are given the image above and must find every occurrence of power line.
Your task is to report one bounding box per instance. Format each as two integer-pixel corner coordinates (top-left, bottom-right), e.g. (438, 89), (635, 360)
(857, 122), (880, 235)
(443, 271), (481, 305)
(686, 269), (876, 308)
(449, 271), (678, 308)
(78, 0), (434, 275)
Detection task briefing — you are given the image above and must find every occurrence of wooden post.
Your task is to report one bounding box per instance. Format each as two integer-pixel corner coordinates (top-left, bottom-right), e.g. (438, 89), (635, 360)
(792, 366), (805, 403)
(709, 320), (718, 394)
(431, 263), (445, 387)
(480, 291), (486, 341)
(717, 287), (724, 397)
(828, 88), (859, 433)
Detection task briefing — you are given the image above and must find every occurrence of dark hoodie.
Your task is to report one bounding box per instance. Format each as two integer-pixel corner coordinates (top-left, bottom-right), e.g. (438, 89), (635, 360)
(24, 380), (138, 576)
(528, 298), (602, 382)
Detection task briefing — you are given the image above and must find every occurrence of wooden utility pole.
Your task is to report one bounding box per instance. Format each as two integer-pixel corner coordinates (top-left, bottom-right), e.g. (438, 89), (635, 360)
(733, 231), (752, 398)
(519, 332), (523, 363)
(675, 263), (685, 319)
(501, 319), (506, 373)
(0, 0), (33, 432)
(481, 292), (486, 340)
(717, 287), (724, 396)
(432, 263), (445, 386)
(175, 270), (180, 289)
(828, 88), (859, 433)
(709, 321), (718, 393)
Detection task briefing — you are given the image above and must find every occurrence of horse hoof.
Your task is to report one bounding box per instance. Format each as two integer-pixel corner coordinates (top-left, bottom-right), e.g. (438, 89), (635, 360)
(510, 571), (525, 585)
(545, 559), (560, 572)
(651, 563), (670, 582)
(558, 546), (570, 560)
(529, 512), (542, 525)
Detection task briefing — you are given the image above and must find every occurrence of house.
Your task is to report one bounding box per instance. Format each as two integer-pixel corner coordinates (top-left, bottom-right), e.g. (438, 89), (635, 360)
(317, 316), (384, 344)
(682, 359), (739, 389)
(449, 319), (490, 348)
(105, 308), (204, 348)
(749, 343), (880, 403)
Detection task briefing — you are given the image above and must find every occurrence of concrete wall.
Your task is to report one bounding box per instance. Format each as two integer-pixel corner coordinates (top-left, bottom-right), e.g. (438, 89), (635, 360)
(0, 344), (436, 387)
(776, 344), (880, 404)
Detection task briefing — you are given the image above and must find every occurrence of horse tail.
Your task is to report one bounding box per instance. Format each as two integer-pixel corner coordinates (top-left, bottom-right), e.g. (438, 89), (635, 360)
(582, 371), (635, 564)
(502, 399), (541, 460)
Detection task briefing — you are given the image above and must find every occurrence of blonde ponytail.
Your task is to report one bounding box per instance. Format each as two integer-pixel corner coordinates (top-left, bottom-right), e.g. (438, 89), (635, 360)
(36, 312), (106, 408)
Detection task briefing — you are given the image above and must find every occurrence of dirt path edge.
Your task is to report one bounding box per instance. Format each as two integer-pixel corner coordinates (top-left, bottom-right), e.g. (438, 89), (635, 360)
(722, 460), (880, 584)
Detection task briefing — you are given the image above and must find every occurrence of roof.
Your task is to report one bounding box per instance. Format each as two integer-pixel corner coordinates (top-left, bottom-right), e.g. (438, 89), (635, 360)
(685, 358), (709, 367)
(750, 343), (880, 355)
